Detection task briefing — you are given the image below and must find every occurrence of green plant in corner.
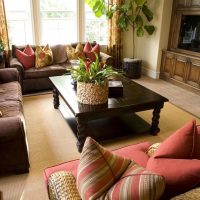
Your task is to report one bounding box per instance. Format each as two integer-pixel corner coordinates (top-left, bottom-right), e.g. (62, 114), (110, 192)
(84, 0), (155, 56)
(0, 38), (4, 54)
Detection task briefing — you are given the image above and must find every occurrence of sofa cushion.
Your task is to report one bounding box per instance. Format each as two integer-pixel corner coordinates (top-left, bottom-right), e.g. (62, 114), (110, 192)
(77, 137), (131, 200)
(15, 45), (35, 69)
(43, 141), (151, 186)
(147, 158), (200, 199)
(83, 42), (100, 62)
(0, 82), (22, 102)
(66, 43), (85, 60)
(24, 63), (68, 79)
(35, 44), (53, 68)
(0, 101), (22, 118)
(51, 44), (68, 64)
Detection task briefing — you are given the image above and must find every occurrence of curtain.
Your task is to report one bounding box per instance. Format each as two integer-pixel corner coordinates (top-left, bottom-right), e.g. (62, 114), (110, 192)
(107, 0), (124, 69)
(0, 0), (9, 57)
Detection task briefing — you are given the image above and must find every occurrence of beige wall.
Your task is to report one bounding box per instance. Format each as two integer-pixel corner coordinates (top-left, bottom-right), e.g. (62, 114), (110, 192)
(123, 0), (173, 79)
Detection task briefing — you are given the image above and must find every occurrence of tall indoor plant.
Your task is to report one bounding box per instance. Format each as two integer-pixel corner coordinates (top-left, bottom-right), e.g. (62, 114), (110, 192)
(84, 0), (155, 57)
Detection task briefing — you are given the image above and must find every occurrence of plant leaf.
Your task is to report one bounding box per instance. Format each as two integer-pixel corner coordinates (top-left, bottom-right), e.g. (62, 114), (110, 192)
(144, 25), (155, 35)
(142, 5), (153, 21)
(137, 27), (144, 37)
(135, 15), (143, 27)
(135, 0), (146, 6)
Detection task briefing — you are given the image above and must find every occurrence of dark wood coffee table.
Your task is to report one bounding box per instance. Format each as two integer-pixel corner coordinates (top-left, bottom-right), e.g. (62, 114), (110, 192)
(49, 75), (168, 152)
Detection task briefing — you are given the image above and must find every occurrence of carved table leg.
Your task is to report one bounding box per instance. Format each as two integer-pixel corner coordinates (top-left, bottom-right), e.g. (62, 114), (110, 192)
(150, 103), (163, 135)
(76, 117), (87, 153)
(53, 87), (60, 109)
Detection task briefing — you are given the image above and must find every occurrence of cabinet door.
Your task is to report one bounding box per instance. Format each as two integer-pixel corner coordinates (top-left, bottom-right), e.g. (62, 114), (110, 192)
(176, 0), (191, 7)
(191, 0), (200, 7)
(187, 59), (200, 87)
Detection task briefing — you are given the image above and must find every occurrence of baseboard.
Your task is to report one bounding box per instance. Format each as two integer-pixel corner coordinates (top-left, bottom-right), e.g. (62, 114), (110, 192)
(142, 66), (160, 79)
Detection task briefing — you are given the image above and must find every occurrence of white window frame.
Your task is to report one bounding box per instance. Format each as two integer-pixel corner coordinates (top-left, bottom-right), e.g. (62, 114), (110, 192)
(5, 0), (107, 46)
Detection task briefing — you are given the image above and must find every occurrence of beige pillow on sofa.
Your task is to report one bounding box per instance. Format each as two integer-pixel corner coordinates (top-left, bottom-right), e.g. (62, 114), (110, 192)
(66, 43), (85, 61)
(35, 44), (53, 68)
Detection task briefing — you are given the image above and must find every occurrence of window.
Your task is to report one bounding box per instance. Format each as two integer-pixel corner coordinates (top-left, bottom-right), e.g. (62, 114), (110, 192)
(85, 4), (107, 44)
(4, 0), (108, 46)
(39, 0), (77, 44)
(4, 0), (34, 45)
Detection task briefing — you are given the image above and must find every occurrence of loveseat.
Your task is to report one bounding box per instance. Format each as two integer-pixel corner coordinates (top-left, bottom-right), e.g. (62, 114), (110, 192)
(9, 42), (114, 94)
(44, 120), (200, 200)
(0, 68), (29, 174)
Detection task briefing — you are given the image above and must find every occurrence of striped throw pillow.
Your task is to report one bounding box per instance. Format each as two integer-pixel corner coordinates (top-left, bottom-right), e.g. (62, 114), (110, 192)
(77, 137), (132, 200)
(105, 163), (165, 200)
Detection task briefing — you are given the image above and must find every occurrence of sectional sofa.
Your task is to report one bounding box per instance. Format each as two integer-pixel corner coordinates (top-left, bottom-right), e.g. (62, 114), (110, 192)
(9, 43), (113, 94)
(0, 68), (29, 174)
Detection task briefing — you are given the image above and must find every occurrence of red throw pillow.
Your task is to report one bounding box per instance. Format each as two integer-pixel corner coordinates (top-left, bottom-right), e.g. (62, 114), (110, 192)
(153, 120), (197, 159)
(15, 45), (35, 69)
(146, 120), (200, 199)
(83, 42), (100, 62)
(146, 158), (200, 199)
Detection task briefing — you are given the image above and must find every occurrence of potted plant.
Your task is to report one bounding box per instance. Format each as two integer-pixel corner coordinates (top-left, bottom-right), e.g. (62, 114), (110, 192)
(71, 55), (118, 105)
(84, 0), (155, 78)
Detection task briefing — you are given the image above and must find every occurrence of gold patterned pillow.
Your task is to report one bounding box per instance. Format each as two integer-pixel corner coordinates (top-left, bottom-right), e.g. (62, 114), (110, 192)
(48, 171), (81, 200)
(35, 44), (53, 68)
(66, 43), (85, 61)
(147, 142), (161, 157)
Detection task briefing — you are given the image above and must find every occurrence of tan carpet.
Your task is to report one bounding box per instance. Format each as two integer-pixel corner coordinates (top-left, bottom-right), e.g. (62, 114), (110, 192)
(0, 93), (199, 200)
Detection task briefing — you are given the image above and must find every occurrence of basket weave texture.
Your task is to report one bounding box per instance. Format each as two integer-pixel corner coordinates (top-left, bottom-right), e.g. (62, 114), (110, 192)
(77, 80), (108, 105)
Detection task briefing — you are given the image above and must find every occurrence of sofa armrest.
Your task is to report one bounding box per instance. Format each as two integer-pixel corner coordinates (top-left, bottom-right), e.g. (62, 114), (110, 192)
(0, 116), (29, 173)
(0, 68), (19, 83)
(100, 52), (114, 66)
(9, 57), (24, 84)
(0, 116), (25, 139)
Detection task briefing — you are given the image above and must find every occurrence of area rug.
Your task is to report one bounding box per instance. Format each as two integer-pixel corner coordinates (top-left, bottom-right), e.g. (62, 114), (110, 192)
(0, 93), (199, 200)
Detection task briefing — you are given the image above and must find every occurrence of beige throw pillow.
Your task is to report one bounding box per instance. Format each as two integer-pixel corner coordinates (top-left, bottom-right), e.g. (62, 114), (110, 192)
(35, 44), (53, 68)
(66, 43), (85, 61)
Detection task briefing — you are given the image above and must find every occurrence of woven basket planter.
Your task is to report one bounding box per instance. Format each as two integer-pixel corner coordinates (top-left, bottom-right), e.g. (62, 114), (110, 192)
(77, 80), (108, 105)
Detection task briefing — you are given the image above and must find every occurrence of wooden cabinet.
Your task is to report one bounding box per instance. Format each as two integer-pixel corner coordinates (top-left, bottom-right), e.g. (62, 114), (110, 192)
(176, 0), (200, 8)
(160, 50), (200, 93)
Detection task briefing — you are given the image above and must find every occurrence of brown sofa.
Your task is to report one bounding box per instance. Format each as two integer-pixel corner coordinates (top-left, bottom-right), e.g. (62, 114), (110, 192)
(9, 43), (114, 94)
(0, 68), (29, 174)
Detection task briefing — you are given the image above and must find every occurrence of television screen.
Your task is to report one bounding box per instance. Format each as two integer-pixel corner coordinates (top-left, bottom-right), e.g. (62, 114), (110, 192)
(178, 15), (200, 52)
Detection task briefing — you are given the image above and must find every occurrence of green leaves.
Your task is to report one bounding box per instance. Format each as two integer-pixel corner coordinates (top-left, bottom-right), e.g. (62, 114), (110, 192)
(84, 0), (106, 17)
(144, 25), (155, 35)
(84, 0), (155, 36)
(71, 54), (118, 85)
(142, 5), (153, 21)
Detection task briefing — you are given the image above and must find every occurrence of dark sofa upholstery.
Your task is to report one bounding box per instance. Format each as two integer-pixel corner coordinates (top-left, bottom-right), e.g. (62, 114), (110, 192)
(0, 68), (29, 174)
(10, 43), (114, 94)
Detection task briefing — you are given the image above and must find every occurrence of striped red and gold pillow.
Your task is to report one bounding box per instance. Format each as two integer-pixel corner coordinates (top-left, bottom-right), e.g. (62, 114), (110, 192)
(77, 137), (165, 200)
(105, 163), (165, 200)
(77, 137), (132, 200)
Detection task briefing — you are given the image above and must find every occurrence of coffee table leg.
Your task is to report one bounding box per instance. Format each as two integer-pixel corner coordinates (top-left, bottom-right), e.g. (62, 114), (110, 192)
(76, 118), (87, 153)
(53, 87), (60, 109)
(150, 103), (163, 135)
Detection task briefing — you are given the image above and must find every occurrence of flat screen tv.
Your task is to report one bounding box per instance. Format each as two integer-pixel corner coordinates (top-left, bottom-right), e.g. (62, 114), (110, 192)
(178, 15), (200, 53)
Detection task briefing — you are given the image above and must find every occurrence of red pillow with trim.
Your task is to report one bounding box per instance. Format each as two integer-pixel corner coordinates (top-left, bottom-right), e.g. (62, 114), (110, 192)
(146, 120), (200, 199)
(83, 42), (100, 62)
(16, 45), (35, 69)
(153, 120), (197, 159)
